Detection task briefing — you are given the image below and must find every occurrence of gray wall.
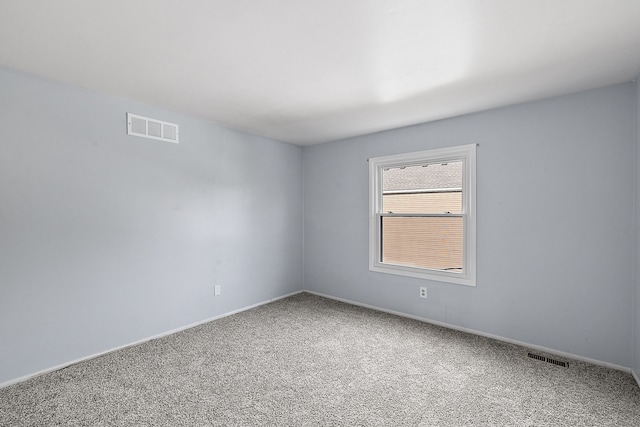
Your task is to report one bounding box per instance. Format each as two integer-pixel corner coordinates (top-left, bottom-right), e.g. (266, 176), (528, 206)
(0, 67), (303, 385)
(635, 77), (640, 377)
(304, 83), (636, 368)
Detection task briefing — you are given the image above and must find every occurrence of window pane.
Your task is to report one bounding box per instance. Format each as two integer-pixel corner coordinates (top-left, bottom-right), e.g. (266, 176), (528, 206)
(382, 162), (462, 214)
(382, 216), (463, 272)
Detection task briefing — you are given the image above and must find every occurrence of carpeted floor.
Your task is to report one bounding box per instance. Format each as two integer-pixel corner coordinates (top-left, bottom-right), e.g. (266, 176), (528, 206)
(1, 292), (640, 426)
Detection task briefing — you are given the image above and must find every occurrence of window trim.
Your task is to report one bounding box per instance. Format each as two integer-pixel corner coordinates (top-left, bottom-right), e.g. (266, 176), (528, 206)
(368, 144), (476, 286)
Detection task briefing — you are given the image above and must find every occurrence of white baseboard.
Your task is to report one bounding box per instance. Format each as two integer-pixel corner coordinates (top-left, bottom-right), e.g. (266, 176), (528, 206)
(304, 290), (632, 374)
(4, 289), (635, 390)
(0, 290), (303, 390)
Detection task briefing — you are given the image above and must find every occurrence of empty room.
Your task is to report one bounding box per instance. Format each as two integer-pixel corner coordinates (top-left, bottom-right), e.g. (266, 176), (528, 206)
(1, 1), (640, 425)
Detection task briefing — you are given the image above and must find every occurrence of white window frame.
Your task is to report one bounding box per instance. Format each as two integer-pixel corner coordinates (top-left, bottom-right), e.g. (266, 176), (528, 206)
(369, 144), (476, 286)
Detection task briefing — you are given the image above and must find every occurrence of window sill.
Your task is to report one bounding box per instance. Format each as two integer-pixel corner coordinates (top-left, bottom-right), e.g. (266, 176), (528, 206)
(370, 263), (476, 286)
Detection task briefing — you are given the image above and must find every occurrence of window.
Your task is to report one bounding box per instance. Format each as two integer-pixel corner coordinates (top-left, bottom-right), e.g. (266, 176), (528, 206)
(369, 144), (476, 286)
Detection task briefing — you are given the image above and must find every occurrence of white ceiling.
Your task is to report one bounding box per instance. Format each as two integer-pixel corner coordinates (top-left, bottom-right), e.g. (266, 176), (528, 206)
(1, 1), (640, 146)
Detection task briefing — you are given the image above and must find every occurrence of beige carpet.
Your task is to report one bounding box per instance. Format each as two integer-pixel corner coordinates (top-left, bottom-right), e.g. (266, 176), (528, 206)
(1, 293), (639, 426)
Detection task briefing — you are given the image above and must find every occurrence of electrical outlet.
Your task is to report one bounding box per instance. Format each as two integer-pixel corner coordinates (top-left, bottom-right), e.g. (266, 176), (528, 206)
(419, 287), (427, 299)
(214, 285), (221, 296)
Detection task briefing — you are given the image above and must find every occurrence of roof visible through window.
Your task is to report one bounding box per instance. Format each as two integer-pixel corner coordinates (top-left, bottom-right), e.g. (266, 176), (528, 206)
(383, 162), (462, 192)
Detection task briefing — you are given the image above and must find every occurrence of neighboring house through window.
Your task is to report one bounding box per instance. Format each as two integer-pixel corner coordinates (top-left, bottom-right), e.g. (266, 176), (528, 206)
(369, 144), (476, 286)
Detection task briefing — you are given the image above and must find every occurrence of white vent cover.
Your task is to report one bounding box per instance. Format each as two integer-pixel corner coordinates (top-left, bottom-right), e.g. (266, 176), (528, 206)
(127, 113), (179, 143)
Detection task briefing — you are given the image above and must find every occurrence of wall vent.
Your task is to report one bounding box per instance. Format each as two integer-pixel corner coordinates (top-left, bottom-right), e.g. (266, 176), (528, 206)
(527, 352), (569, 368)
(127, 113), (179, 144)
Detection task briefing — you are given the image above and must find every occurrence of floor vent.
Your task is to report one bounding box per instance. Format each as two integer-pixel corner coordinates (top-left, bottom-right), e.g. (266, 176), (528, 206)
(528, 352), (569, 368)
(527, 352), (546, 362)
(127, 113), (179, 144)
(546, 357), (569, 368)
